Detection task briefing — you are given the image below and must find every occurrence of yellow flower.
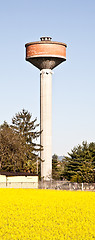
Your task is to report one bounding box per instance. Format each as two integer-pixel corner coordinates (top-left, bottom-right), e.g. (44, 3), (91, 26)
(0, 189), (95, 239)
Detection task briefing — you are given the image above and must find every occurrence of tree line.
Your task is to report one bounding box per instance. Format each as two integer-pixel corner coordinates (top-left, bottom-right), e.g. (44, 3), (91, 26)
(53, 141), (95, 183)
(0, 109), (95, 182)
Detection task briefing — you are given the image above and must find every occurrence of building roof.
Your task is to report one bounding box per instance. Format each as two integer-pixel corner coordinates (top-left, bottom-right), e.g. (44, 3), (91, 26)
(0, 171), (38, 176)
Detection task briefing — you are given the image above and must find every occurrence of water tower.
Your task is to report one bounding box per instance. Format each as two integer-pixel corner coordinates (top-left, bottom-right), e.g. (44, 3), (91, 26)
(25, 37), (67, 180)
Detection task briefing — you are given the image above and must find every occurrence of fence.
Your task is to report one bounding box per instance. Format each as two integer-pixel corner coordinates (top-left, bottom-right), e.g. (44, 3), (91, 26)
(38, 180), (95, 191)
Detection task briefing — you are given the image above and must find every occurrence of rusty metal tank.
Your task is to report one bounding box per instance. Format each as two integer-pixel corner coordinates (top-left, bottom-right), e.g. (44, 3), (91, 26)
(25, 37), (67, 70)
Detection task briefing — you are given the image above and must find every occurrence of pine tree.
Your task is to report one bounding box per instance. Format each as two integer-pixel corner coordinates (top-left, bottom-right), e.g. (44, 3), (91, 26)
(11, 109), (41, 173)
(64, 141), (95, 183)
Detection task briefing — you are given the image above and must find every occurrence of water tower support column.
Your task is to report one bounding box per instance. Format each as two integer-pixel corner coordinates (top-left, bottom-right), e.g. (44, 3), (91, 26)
(40, 69), (52, 180)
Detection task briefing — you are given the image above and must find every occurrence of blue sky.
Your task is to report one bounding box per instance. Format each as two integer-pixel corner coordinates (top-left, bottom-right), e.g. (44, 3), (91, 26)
(0, 0), (95, 156)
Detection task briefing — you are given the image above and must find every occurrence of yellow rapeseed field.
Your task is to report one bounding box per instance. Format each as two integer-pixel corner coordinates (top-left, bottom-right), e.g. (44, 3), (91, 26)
(0, 189), (95, 240)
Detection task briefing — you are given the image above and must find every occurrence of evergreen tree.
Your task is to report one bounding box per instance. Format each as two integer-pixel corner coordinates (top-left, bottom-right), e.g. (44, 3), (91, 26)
(52, 154), (64, 180)
(64, 141), (95, 183)
(11, 109), (41, 173)
(52, 154), (59, 179)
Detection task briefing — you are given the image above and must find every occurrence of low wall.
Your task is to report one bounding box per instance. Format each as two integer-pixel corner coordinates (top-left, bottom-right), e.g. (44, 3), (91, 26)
(0, 175), (6, 188)
(0, 175), (38, 189)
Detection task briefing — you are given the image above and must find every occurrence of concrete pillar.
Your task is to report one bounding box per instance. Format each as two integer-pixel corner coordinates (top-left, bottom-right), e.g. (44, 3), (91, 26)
(40, 69), (52, 180)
